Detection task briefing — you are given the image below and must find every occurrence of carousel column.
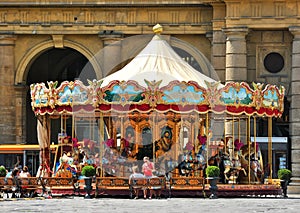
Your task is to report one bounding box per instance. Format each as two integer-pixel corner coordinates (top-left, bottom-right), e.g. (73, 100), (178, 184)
(99, 113), (105, 177)
(0, 34), (17, 143)
(288, 27), (300, 194)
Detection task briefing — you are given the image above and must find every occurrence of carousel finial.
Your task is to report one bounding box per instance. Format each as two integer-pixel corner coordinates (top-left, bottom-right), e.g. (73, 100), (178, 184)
(153, 24), (163, 34)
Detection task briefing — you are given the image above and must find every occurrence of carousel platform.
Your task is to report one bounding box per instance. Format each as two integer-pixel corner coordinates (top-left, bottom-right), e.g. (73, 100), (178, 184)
(35, 178), (282, 198)
(1, 177), (281, 199)
(43, 184), (282, 198)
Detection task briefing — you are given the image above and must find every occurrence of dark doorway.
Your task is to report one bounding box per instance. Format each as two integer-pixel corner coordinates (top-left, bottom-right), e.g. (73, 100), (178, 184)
(26, 48), (96, 144)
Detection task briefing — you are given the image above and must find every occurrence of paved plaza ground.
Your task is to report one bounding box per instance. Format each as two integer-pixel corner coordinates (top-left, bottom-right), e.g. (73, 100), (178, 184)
(1, 195), (300, 213)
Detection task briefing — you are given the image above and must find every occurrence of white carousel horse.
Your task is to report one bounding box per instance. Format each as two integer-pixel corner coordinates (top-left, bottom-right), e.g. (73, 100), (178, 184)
(250, 159), (263, 183)
(239, 145), (264, 183)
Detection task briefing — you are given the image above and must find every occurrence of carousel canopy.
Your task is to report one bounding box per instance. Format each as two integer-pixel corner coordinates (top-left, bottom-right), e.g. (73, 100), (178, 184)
(101, 33), (220, 89)
(30, 25), (285, 117)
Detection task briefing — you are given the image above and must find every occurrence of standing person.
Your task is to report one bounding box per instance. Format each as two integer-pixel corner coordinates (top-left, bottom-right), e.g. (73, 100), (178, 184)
(142, 156), (155, 199)
(129, 166), (145, 199)
(142, 156), (154, 178)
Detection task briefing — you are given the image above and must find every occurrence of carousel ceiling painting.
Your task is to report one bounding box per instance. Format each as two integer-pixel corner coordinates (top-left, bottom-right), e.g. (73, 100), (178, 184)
(30, 78), (284, 117)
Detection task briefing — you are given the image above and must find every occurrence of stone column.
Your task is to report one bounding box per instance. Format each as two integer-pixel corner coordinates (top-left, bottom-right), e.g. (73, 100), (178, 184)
(98, 34), (123, 78)
(288, 26), (300, 194)
(222, 27), (249, 143)
(223, 27), (249, 82)
(0, 34), (16, 143)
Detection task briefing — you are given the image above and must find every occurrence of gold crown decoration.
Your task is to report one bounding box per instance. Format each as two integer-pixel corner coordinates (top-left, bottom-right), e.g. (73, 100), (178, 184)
(153, 24), (163, 34)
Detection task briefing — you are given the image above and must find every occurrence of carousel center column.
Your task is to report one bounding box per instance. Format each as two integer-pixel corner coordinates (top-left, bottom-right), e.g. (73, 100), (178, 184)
(0, 34), (17, 143)
(222, 27), (249, 146)
(288, 26), (300, 194)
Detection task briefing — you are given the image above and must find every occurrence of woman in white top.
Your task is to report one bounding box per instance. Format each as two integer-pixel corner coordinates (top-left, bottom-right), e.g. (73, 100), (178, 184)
(19, 166), (31, 178)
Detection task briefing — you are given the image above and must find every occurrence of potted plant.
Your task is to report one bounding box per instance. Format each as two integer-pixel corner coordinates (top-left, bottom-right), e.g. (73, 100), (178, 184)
(278, 168), (292, 198)
(0, 165), (7, 177)
(81, 165), (96, 199)
(205, 165), (220, 199)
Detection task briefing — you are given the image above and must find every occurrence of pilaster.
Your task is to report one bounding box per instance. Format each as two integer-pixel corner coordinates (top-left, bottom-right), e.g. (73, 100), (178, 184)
(288, 26), (300, 193)
(14, 84), (27, 143)
(210, 1), (226, 82)
(0, 34), (17, 143)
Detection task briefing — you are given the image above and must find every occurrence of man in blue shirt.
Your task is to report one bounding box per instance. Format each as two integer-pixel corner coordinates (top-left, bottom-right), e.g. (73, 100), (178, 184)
(129, 166), (146, 199)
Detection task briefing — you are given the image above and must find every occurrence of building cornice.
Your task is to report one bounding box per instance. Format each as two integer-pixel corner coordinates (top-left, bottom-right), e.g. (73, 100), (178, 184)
(0, 0), (216, 7)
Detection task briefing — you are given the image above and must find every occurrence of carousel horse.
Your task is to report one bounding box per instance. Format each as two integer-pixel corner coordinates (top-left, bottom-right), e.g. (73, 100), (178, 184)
(222, 140), (247, 183)
(232, 154), (247, 176)
(222, 155), (232, 182)
(250, 159), (263, 183)
(239, 157), (263, 183)
(224, 137), (234, 158)
(222, 152), (247, 184)
(206, 152), (234, 183)
(195, 152), (206, 170)
(238, 144), (263, 183)
(178, 153), (194, 176)
(192, 144), (206, 175)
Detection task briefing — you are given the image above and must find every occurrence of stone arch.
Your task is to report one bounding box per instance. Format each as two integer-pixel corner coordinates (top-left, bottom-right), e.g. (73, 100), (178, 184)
(15, 39), (101, 85)
(170, 38), (215, 79)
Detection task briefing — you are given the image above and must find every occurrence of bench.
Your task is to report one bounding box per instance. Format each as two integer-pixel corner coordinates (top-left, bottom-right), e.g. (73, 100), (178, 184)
(0, 177), (42, 198)
(169, 176), (205, 198)
(17, 177), (41, 198)
(129, 177), (166, 199)
(40, 177), (78, 196)
(95, 177), (130, 197)
(0, 177), (17, 198)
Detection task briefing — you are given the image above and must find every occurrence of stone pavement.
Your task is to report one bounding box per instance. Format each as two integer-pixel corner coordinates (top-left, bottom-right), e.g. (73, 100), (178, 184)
(1, 194), (300, 213)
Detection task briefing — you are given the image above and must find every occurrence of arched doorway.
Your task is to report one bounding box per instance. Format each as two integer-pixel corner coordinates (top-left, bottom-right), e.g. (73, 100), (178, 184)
(173, 46), (202, 72)
(26, 47), (96, 144)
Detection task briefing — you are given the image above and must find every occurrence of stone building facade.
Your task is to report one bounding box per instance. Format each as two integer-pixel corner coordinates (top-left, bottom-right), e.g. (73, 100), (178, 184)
(0, 0), (299, 193)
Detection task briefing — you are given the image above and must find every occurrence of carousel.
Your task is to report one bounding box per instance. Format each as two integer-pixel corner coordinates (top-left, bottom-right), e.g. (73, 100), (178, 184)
(30, 24), (285, 197)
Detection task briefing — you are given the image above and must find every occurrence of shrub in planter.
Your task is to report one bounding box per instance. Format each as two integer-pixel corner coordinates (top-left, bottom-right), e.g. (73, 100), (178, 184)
(206, 166), (220, 178)
(81, 165), (96, 177)
(81, 165), (95, 199)
(278, 168), (292, 198)
(0, 165), (6, 177)
(206, 165), (220, 199)
(278, 169), (292, 181)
